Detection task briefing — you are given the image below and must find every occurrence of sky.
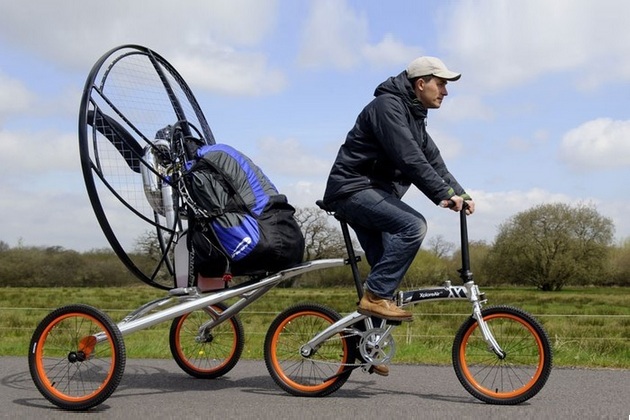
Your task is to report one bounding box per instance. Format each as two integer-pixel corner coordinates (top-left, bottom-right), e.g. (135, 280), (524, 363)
(1, 0), (629, 254)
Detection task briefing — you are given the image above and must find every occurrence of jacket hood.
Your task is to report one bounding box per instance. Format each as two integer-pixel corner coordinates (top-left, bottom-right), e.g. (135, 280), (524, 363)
(374, 71), (426, 118)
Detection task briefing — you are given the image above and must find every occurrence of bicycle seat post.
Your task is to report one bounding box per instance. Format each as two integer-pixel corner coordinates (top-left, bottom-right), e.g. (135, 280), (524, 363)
(316, 200), (364, 299)
(339, 219), (364, 299)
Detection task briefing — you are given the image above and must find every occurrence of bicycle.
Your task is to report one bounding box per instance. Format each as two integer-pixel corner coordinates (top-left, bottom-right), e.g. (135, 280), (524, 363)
(263, 200), (553, 405)
(28, 44), (551, 410)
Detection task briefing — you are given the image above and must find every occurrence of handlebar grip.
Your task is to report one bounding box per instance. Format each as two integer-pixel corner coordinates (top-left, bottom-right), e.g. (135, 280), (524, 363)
(440, 199), (470, 210)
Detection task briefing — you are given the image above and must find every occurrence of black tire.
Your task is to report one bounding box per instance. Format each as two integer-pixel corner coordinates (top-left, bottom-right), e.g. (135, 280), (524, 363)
(452, 305), (552, 405)
(28, 304), (126, 411)
(264, 302), (357, 397)
(169, 302), (244, 378)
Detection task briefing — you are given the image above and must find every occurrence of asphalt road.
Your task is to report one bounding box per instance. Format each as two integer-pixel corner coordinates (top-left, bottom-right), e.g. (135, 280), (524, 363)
(1, 356), (628, 419)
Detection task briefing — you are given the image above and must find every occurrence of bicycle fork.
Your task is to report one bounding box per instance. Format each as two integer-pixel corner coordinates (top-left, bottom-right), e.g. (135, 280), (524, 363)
(464, 282), (506, 359)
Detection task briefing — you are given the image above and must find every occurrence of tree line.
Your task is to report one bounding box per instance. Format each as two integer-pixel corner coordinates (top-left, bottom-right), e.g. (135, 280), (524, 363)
(1, 202), (628, 290)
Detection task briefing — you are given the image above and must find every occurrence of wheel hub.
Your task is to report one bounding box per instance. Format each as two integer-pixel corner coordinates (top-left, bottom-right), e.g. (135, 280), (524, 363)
(67, 351), (87, 363)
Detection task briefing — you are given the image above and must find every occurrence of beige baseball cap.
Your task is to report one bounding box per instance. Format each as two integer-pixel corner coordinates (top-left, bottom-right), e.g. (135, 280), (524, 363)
(406, 56), (461, 81)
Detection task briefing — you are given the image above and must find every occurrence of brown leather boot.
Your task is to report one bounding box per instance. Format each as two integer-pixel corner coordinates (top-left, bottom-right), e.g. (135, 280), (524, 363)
(369, 364), (389, 376)
(358, 290), (413, 321)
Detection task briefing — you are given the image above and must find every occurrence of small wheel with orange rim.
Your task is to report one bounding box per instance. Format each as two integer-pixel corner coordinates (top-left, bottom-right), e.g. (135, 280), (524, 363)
(169, 302), (244, 378)
(28, 304), (125, 410)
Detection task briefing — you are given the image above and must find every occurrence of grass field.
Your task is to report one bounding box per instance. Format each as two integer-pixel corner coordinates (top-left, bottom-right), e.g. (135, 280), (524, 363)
(2, 286), (629, 368)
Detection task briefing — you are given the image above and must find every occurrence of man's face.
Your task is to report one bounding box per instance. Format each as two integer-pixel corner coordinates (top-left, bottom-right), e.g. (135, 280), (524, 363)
(415, 77), (449, 109)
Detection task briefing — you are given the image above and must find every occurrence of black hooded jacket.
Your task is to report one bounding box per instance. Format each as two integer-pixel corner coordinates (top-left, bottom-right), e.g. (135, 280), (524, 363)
(323, 71), (468, 206)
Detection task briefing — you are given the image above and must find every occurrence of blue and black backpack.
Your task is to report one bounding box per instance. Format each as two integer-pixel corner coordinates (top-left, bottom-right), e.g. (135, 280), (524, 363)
(185, 144), (304, 276)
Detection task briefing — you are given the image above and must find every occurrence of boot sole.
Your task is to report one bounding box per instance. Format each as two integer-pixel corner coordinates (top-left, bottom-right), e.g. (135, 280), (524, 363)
(369, 365), (389, 376)
(357, 308), (413, 322)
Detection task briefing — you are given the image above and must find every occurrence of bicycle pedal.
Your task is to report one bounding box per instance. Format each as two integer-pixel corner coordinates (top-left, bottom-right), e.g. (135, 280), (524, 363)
(385, 319), (402, 326)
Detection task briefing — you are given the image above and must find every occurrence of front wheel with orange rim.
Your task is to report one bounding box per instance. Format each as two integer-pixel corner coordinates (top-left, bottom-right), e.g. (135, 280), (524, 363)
(169, 302), (244, 379)
(28, 304), (126, 411)
(452, 305), (552, 405)
(264, 303), (357, 397)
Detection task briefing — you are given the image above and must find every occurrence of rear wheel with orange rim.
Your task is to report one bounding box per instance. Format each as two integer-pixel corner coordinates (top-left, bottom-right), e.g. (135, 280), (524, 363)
(264, 303), (357, 397)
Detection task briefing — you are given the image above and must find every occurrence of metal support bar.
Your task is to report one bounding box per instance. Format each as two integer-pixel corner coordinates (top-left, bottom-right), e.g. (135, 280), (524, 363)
(110, 259), (345, 337)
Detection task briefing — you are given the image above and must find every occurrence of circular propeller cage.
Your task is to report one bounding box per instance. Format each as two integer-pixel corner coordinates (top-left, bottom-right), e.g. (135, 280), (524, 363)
(78, 44), (215, 289)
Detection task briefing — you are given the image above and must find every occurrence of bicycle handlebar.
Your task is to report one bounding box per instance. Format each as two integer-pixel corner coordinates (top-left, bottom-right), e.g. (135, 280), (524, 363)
(440, 199), (470, 211)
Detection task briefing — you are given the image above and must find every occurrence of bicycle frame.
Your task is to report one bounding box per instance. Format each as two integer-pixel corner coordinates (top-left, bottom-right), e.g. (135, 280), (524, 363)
(303, 204), (505, 360)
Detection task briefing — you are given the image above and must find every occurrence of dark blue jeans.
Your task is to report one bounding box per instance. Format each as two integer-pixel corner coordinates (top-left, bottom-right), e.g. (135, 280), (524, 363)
(331, 189), (427, 299)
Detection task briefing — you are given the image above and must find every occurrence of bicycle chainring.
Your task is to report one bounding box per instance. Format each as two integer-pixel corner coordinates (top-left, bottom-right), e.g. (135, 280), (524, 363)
(358, 327), (396, 364)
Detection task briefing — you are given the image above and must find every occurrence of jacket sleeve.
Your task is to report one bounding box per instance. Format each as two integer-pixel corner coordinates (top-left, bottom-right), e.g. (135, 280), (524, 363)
(423, 132), (469, 198)
(370, 96), (468, 204)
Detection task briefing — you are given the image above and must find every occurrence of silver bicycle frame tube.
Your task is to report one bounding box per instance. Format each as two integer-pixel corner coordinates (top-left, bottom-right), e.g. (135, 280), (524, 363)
(301, 311), (367, 356)
(93, 259), (345, 343)
(301, 280), (505, 359)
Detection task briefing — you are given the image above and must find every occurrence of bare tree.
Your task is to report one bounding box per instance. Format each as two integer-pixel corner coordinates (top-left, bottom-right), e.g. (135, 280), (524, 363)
(134, 230), (164, 260)
(426, 234), (455, 258)
(294, 207), (347, 260)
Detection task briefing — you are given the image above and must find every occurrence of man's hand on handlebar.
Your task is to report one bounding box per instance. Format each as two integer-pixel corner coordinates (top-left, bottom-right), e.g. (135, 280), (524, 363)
(463, 199), (475, 215)
(440, 196), (475, 215)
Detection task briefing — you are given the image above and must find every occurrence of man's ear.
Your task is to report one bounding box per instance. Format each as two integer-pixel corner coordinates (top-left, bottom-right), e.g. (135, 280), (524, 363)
(415, 78), (425, 91)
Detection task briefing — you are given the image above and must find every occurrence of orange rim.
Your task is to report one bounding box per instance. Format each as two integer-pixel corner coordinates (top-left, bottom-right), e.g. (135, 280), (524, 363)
(270, 310), (349, 393)
(458, 312), (545, 399)
(174, 306), (236, 373)
(34, 312), (116, 403)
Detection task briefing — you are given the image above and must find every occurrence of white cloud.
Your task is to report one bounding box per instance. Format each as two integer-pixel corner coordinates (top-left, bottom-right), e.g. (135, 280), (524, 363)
(253, 137), (331, 178)
(471, 188), (572, 220)
(438, 95), (494, 122)
(0, 0), (281, 96)
(242, 136), (336, 209)
(361, 34), (422, 68)
(0, 129), (78, 177)
(0, 1), (278, 61)
(425, 128), (463, 160)
(440, 0), (630, 90)
(280, 180), (327, 209)
(0, 183), (112, 251)
(560, 118), (630, 170)
(298, 0), (420, 71)
(172, 49), (286, 96)
(404, 186), (578, 246)
(0, 71), (35, 125)
(298, 0), (368, 70)
(468, 188), (630, 242)
(506, 130), (549, 153)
